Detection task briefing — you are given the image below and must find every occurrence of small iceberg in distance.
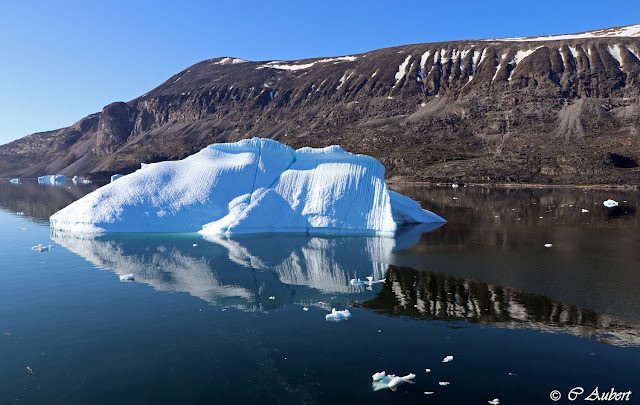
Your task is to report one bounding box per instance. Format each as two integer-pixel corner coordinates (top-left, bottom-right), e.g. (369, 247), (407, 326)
(38, 175), (66, 185)
(72, 176), (92, 184)
(10, 178), (22, 184)
(50, 138), (446, 235)
(603, 199), (619, 208)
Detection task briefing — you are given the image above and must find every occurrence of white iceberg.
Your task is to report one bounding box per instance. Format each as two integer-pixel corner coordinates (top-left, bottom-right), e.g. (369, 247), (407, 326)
(50, 138), (446, 235)
(72, 176), (92, 184)
(111, 174), (124, 182)
(603, 199), (619, 207)
(10, 179), (21, 184)
(38, 175), (66, 185)
(119, 273), (135, 281)
(442, 355), (454, 363)
(372, 372), (415, 391)
(325, 308), (351, 321)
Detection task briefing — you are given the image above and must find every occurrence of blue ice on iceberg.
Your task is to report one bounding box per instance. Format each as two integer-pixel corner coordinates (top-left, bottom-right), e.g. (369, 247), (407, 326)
(111, 174), (124, 182)
(50, 138), (446, 235)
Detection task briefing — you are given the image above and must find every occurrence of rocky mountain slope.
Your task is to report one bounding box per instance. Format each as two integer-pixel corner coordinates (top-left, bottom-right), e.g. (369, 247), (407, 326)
(2, 25), (640, 185)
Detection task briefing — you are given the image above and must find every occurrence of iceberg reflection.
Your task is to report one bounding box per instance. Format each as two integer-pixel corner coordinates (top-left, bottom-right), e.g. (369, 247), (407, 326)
(52, 231), (424, 310)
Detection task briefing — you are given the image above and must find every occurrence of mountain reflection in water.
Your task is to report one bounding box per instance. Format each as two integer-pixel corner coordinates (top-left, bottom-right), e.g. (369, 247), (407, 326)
(0, 179), (102, 220)
(359, 266), (640, 347)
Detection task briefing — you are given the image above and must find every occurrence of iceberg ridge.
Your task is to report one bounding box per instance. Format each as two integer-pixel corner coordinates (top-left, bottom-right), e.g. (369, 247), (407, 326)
(50, 138), (445, 235)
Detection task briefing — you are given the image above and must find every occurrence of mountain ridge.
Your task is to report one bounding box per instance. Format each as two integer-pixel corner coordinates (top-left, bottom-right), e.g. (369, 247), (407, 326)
(2, 24), (640, 185)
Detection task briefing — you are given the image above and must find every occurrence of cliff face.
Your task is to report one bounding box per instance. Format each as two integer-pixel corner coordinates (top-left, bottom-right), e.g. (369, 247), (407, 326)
(2, 25), (640, 184)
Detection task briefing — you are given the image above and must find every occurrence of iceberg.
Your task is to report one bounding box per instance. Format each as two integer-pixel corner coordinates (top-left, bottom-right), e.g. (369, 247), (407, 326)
(325, 308), (351, 321)
(10, 179), (21, 184)
(50, 138), (445, 235)
(72, 176), (92, 184)
(371, 372), (415, 391)
(38, 175), (66, 185)
(603, 199), (619, 207)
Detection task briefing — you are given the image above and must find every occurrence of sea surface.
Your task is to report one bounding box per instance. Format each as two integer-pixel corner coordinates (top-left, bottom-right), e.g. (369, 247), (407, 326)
(1, 180), (639, 404)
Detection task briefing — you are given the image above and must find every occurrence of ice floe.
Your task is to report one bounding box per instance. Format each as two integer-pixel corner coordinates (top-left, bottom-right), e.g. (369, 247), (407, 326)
(349, 276), (385, 287)
(442, 355), (454, 363)
(603, 199), (619, 207)
(50, 138), (445, 235)
(10, 179), (21, 184)
(371, 371), (415, 391)
(31, 244), (54, 252)
(325, 308), (351, 321)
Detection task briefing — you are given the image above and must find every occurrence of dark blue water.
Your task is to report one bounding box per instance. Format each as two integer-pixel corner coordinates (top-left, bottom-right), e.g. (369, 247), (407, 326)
(1, 180), (639, 404)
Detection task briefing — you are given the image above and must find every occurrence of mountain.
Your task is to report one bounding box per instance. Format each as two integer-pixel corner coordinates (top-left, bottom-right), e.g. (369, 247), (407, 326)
(2, 25), (640, 185)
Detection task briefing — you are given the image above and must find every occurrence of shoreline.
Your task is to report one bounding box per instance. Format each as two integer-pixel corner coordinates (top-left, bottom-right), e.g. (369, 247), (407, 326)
(387, 181), (640, 190)
(3, 177), (639, 190)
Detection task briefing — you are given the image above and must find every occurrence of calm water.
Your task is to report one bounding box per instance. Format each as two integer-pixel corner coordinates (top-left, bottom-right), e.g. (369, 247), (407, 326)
(1, 180), (639, 404)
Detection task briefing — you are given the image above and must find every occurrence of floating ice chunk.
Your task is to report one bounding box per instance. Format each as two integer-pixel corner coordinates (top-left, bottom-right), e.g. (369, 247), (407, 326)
(16, 212), (24, 216)
(439, 381), (450, 386)
(31, 244), (49, 252)
(581, 209), (589, 213)
(72, 176), (92, 184)
(192, 243), (198, 247)
(10, 179), (21, 184)
(302, 307), (309, 311)
(452, 184), (459, 188)
(268, 296), (275, 300)
(111, 174), (124, 182)
(372, 371), (386, 381)
(372, 373), (415, 391)
(424, 391), (434, 395)
(350, 277), (385, 286)
(38, 175), (66, 185)
(51, 138), (446, 234)
(119, 274), (135, 281)
(544, 243), (553, 248)
(442, 355), (454, 363)
(603, 199), (619, 207)
(488, 399), (500, 405)
(325, 308), (351, 321)
(425, 368), (431, 373)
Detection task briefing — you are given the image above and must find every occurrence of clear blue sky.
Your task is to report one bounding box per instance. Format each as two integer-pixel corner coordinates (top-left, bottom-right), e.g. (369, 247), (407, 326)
(0, 0), (637, 145)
